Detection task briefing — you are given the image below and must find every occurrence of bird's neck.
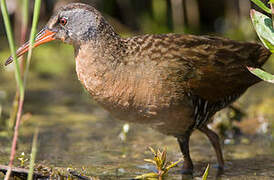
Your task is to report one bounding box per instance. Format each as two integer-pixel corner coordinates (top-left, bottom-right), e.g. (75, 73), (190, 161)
(75, 27), (123, 67)
(74, 31), (125, 100)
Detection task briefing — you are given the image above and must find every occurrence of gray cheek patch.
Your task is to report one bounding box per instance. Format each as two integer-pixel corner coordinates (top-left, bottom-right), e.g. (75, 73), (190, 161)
(61, 9), (98, 41)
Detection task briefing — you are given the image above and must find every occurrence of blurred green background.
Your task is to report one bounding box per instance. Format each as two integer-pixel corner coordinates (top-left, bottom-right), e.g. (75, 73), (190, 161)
(0, 0), (273, 179)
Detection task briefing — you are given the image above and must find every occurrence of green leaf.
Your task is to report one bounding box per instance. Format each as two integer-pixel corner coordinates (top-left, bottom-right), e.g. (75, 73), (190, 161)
(251, 0), (272, 14)
(247, 67), (274, 83)
(144, 159), (157, 165)
(261, 37), (274, 53)
(148, 147), (156, 156)
(202, 164), (210, 180)
(250, 9), (274, 50)
(269, 0), (274, 4)
(166, 158), (183, 171)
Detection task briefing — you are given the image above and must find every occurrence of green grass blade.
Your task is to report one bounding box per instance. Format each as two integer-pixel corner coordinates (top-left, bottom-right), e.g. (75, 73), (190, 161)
(0, 0), (24, 98)
(22, 0), (29, 29)
(24, 0), (41, 86)
(0, 0), (25, 173)
(0, 105), (2, 120)
(202, 164), (210, 180)
(251, 0), (272, 14)
(27, 128), (39, 180)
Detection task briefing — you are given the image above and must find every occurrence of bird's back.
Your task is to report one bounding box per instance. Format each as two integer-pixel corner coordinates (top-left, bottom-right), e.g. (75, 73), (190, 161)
(122, 34), (271, 102)
(119, 34), (271, 129)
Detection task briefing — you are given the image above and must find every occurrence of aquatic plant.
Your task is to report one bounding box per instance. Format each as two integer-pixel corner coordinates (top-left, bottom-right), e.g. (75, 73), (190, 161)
(135, 147), (183, 180)
(249, 0), (274, 83)
(18, 152), (29, 167)
(135, 147), (211, 180)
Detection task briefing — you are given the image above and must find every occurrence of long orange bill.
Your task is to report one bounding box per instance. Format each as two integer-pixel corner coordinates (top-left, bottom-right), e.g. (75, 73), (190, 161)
(5, 28), (56, 66)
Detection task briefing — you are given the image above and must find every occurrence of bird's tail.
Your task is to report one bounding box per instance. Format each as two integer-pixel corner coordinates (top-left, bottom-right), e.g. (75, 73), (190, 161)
(250, 44), (271, 67)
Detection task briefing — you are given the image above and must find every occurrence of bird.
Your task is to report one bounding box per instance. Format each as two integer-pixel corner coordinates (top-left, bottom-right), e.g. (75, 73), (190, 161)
(5, 3), (271, 174)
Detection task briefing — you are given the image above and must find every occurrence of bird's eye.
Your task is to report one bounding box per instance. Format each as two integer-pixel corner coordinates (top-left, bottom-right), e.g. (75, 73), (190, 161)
(59, 17), (67, 26)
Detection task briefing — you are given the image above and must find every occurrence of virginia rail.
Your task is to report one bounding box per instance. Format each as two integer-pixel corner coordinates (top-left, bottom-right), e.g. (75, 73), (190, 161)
(5, 3), (271, 174)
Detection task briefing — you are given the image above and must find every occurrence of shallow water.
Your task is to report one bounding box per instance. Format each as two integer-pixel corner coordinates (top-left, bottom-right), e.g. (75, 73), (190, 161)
(0, 44), (273, 179)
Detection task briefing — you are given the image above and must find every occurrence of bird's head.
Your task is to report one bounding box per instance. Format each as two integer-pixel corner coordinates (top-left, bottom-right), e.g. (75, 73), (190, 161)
(5, 3), (112, 66)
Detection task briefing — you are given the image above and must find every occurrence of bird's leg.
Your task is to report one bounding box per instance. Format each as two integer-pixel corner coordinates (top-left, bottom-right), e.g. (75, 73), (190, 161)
(198, 125), (224, 172)
(177, 132), (193, 174)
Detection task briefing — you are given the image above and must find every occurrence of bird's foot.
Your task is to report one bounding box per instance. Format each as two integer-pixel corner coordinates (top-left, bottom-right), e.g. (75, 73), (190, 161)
(212, 164), (224, 170)
(180, 167), (193, 180)
(212, 164), (225, 176)
(181, 168), (193, 175)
